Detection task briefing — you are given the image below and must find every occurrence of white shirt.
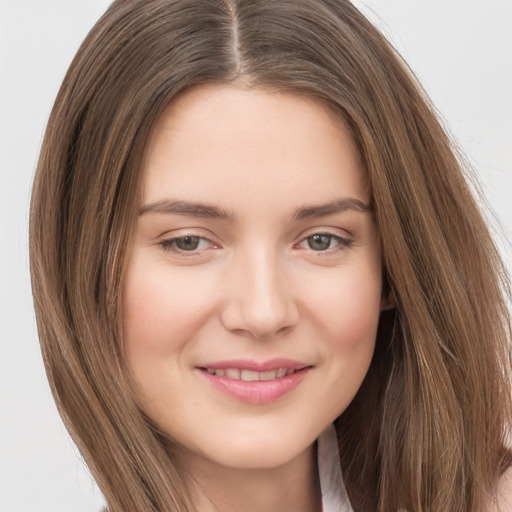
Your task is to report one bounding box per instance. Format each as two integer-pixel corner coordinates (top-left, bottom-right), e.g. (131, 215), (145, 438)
(317, 423), (354, 512)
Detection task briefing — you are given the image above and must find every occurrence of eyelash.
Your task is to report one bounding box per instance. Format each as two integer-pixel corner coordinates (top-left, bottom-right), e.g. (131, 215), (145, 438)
(295, 232), (353, 253)
(159, 235), (214, 256)
(158, 231), (353, 256)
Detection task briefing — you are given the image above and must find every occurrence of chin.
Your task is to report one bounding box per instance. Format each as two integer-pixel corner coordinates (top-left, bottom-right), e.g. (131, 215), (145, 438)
(203, 443), (308, 470)
(190, 424), (318, 470)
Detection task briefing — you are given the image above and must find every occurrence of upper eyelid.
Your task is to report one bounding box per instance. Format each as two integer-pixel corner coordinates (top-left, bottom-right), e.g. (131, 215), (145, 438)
(156, 227), (217, 241)
(160, 234), (216, 245)
(298, 232), (347, 242)
(296, 226), (353, 240)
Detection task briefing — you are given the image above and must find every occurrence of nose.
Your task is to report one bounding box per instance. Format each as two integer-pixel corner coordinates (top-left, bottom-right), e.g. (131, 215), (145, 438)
(220, 247), (299, 339)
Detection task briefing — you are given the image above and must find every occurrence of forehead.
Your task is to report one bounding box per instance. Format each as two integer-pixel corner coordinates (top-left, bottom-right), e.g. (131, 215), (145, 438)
(141, 85), (369, 213)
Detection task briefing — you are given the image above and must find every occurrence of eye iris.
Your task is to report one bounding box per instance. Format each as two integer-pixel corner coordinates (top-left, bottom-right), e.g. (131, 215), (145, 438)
(175, 236), (200, 251)
(308, 234), (332, 251)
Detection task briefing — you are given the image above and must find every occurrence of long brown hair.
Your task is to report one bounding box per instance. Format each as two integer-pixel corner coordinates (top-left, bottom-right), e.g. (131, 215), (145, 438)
(30, 1), (511, 510)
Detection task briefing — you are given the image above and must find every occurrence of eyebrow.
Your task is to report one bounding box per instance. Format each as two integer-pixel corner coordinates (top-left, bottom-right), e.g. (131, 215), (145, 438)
(292, 198), (372, 220)
(139, 199), (235, 221)
(139, 197), (372, 222)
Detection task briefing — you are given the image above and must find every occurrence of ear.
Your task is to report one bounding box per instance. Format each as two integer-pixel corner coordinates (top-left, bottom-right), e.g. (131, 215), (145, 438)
(380, 289), (396, 312)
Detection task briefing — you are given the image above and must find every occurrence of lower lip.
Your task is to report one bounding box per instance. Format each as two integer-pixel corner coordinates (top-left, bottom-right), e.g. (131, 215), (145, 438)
(198, 368), (311, 404)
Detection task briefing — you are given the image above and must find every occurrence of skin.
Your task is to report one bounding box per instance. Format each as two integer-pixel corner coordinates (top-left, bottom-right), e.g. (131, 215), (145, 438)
(123, 85), (385, 512)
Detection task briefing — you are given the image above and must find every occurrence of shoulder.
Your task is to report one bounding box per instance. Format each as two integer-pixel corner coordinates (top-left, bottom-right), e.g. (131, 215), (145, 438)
(487, 468), (512, 512)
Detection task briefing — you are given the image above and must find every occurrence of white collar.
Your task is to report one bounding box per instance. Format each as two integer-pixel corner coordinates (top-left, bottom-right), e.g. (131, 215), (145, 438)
(317, 423), (354, 512)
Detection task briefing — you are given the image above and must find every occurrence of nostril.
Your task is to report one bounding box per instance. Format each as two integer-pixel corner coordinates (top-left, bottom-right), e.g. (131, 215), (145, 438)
(252, 324), (293, 340)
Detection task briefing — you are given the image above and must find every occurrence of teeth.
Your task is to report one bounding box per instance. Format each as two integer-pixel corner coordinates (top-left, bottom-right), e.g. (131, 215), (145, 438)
(205, 367), (299, 381)
(241, 370), (259, 381)
(225, 368), (241, 379)
(260, 370), (278, 381)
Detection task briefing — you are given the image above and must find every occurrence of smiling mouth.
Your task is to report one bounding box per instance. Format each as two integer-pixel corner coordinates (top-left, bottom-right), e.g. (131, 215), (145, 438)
(197, 362), (311, 404)
(201, 368), (298, 381)
(196, 359), (312, 403)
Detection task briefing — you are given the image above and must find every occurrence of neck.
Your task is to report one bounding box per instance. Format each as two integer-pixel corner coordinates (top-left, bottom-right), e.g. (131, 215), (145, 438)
(185, 443), (322, 512)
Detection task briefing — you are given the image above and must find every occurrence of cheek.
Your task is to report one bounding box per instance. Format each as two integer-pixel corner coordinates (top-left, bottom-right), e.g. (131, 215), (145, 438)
(304, 265), (382, 352)
(303, 266), (382, 418)
(122, 254), (216, 356)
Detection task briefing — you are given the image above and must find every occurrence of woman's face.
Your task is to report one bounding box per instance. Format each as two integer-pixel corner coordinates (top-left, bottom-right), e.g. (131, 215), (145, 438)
(123, 85), (383, 470)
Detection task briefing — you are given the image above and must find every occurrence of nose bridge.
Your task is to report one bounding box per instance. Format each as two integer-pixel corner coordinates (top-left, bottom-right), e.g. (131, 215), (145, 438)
(223, 243), (297, 338)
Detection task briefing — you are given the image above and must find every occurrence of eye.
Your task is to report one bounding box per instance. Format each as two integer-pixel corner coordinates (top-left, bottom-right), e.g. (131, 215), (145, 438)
(306, 234), (335, 251)
(297, 232), (352, 252)
(159, 235), (214, 255)
(174, 236), (202, 251)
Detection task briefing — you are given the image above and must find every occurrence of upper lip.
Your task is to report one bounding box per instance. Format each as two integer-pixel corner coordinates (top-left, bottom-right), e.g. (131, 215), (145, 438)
(198, 358), (309, 372)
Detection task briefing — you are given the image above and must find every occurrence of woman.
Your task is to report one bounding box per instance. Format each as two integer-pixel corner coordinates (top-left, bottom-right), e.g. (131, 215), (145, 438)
(29, 0), (512, 511)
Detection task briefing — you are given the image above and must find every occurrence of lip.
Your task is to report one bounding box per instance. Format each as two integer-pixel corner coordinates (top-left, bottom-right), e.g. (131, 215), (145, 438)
(199, 358), (308, 372)
(196, 359), (311, 404)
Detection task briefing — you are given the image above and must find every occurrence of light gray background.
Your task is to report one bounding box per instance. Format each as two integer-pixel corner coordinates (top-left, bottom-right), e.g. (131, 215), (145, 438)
(1, 1), (511, 511)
